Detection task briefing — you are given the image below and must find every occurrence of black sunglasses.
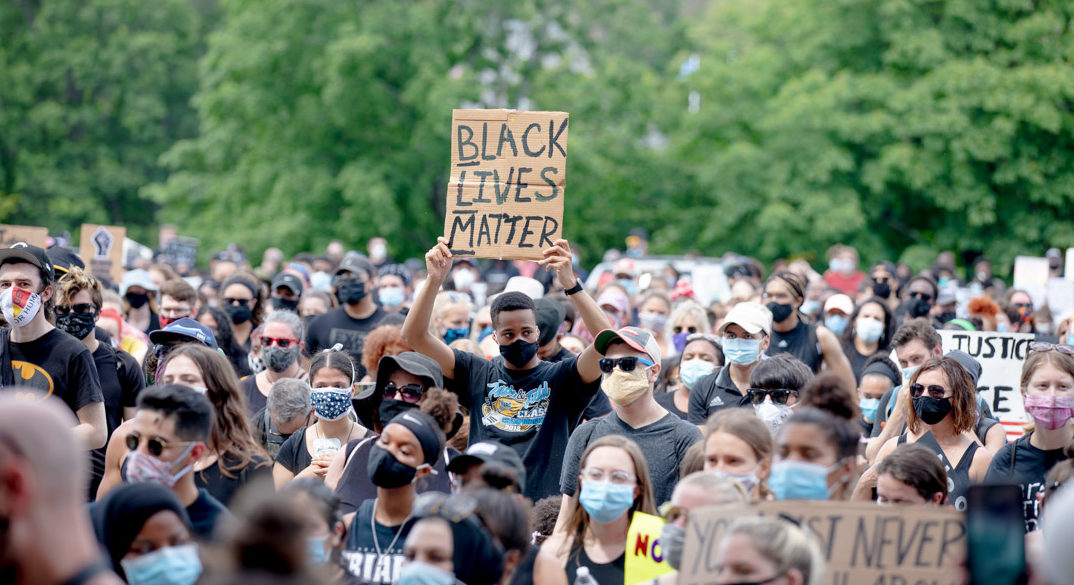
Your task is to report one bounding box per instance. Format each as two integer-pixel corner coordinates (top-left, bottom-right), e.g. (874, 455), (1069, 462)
(223, 297), (251, 307)
(55, 303), (97, 316)
(125, 432), (192, 457)
(598, 356), (655, 374)
(672, 325), (698, 335)
(746, 388), (798, 405)
(384, 382), (424, 403)
(1029, 342), (1074, 356)
(908, 291), (933, 302)
(910, 383), (948, 399)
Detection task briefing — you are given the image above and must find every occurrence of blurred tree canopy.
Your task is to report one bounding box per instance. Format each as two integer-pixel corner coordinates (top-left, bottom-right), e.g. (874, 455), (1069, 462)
(3, 0), (1074, 273)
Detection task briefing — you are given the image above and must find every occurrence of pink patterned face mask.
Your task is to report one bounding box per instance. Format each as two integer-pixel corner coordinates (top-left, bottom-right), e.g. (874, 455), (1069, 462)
(1023, 394), (1074, 431)
(124, 444), (196, 487)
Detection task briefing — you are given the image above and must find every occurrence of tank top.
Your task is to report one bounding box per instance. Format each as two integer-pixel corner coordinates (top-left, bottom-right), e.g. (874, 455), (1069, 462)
(565, 541), (626, 585)
(898, 431), (979, 510)
(769, 320), (822, 373)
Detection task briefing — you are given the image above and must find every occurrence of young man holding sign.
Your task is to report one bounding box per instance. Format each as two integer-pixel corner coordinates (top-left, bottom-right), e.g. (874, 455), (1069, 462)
(402, 237), (610, 501)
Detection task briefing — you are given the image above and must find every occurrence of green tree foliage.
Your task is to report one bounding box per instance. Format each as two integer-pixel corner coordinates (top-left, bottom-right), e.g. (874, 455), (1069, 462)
(0, 0), (205, 243)
(673, 0), (1074, 271)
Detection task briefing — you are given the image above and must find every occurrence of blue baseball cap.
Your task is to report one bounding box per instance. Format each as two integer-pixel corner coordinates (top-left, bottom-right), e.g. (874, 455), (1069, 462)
(148, 318), (217, 349)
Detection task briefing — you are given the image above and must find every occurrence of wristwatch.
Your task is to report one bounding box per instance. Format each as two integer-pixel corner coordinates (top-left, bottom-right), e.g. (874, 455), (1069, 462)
(564, 281), (584, 296)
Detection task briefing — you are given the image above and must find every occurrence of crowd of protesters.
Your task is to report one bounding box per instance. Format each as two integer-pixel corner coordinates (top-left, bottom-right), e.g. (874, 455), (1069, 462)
(0, 231), (1072, 585)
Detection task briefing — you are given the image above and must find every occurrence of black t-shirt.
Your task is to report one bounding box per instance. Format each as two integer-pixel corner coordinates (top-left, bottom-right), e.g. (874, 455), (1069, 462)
(843, 342), (872, 383)
(985, 432), (1070, 531)
(334, 436), (456, 516)
(239, 374), (267, 416)
(8, 328), (103, 412)
(688, 367), (747, 424)
(276, 426), (314, 475)
(654, 389), (687, 420)
(343, 498), (415, 584)
(88, 343), (143, 499)
(305, 307), (386, 378)
(451, 349), (600, 501)
(194, 453), (273, 507)
(187, 488), (230, 541)
(566, 541), (625, 585)
(769, 320), (822, 372)
(508, 547), (537, 585)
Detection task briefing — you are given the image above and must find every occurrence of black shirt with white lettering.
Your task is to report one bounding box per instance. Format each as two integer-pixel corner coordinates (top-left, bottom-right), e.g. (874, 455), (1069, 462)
(687, 367), (747, 424)
(343, 498), (414, 584)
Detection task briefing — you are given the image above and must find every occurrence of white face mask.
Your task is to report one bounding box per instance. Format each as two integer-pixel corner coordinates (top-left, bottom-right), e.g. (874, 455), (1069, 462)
(1, 286), (42, 328)
(452, 268), (476, 290)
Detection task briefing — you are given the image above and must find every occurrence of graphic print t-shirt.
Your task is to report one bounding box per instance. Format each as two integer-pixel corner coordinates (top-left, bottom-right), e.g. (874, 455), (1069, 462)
(343, 498), (414, 584)
(8, 329), (102, 413)
(452, 350), (599, 500)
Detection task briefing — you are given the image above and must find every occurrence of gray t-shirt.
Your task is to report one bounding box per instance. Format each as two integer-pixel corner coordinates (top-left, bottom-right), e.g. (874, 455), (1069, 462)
(559, 410), (702, 505)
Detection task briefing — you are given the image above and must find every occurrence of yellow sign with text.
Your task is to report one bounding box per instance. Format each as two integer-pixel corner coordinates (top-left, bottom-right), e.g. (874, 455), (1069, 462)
(625, 512), (674, 585)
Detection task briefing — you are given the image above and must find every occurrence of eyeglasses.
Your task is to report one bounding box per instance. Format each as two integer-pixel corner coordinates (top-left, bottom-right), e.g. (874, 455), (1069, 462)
(909, 383), (948, 399)
(659, 502), (688, 523)
(383, 382), (424, 403)
(746, 388), (798, 405)
(580, 467), (636, 485)
(261, 336), (300, 349)
(55, 303), (97, 316)
(908, 291), (933, 302)
(223, 297), (252, 307)
(1029, 342), (1074, 356)
(672, 325), (698, 335)
(125, 432), (193, 457)
(598, 356), (655, 374)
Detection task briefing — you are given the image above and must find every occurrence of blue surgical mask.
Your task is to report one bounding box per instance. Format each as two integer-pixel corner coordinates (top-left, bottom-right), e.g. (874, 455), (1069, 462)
(398, 561), (456, 585)
(579, 480), (635, 524)
(722, 337), (762, 366)
(801, 299), (821, 316)
(120, 544), (202, 585)
(476, 325), (494, 342)
(859, 397), (880, 422)
(442, 326), (470, 345)
(855, 317), (884, 344)
(768, 460), (841, 501)
(618, 278), (637, 296)
(378, 287), (406, 308)
(679, 358), (715, 390)
(902, 365), (918, 385)
(307, 535), (329, 565)
(824, 314), (848, 335)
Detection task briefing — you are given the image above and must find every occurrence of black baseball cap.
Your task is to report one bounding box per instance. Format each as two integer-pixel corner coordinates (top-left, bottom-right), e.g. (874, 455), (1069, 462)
(0, 243), (55, 282)
(46, 247), (85, 275)
(271, 272), (304, 296)
(335, 253), (375, 279)
(375, 351), (444, 395)
(535, 298), (566, 346)
(447, 441), (526, 491)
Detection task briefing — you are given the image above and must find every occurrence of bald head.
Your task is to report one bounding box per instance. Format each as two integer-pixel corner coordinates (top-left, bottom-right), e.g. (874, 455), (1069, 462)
(0, 393), (85, 504)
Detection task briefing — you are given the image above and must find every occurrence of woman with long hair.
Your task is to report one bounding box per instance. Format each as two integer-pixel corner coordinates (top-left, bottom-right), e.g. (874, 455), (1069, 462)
(702, 408), (774, 500)
(539, 435), (657, 584)
(873, 356), (993, 509)
(839, 298), (895, 382)
(196, 304), (252, 378)
(771, 407), (861, 501)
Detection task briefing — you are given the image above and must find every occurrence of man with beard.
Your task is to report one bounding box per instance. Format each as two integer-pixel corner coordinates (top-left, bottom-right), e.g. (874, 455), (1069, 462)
(305, 254), (385, 378)
(239, 310), (306, 416)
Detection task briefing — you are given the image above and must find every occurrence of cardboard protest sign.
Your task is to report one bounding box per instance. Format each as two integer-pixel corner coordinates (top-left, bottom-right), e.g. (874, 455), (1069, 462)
(1013, 256), (1049, 309)
(0, 225), (48, 249)
(80, 224), (126, 283)
(941, 330), (1034, 439)
(680, 501), (966, 585)
(625, 512), (674, 585)
(443, 109), (568, 261)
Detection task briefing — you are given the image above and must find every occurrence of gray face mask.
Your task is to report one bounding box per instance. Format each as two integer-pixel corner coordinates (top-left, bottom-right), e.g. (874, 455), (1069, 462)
(263, 345), (299, 372)
(660, 522), (685, 570)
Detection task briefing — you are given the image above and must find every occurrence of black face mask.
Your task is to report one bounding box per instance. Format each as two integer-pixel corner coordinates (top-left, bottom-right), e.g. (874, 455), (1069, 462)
(903, 298), (931, 318)
(500, 339), (539, 368)
(913, 396), (953, 425)
(872, 281), (891, 298)
(936, 311), (957, 325)
(126, 292), (149, 309)
(766, 301), (794, 323)
(272, 297), (300, 312)
(337, 281), (367, 305)
(367, 443), (419, 488)
(379, 398), (418, 427)
(57, 312), (96, 340)
(225, 303), (253, 325)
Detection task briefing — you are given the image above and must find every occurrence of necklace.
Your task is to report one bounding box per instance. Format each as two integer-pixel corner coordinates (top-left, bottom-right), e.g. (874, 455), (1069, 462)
(370, 497), (411, 566)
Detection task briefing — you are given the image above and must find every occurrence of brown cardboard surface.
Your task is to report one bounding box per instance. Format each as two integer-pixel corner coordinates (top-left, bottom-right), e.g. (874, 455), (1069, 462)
(444, 109), (568, 260)
(0, 225), (48, 249)
(679, 501), (965, 585)
(80, 224), (126, 283)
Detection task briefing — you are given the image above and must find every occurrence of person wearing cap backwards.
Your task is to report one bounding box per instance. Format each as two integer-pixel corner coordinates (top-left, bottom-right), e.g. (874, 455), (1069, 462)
(763, 270), (855, 387)
(557, 325), (702, 512)
(376, 264), (412, 315)
(270, 272), (304, 313)
(688, 302), (773, 425)
(404, 237), (611, 501)
(305, 253), (386, 378)
(0, 242), (107, 450)
(55, 267), (146, 500)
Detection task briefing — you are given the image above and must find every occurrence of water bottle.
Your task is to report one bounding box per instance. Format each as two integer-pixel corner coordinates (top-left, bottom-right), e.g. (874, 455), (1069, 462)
(575, 566), (598, 585)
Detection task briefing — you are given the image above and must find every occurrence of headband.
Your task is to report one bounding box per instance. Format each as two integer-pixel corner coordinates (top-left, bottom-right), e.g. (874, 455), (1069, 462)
(862, 360), (900, 386)
(389, 411), (442, 466)
(222, 277), (258, 299)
